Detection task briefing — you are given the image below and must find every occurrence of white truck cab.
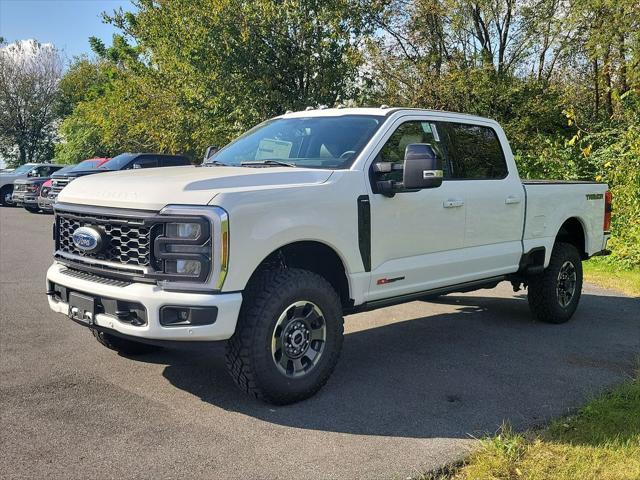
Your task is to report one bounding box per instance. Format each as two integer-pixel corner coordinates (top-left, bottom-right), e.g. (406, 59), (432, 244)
(46, 108), (611, 404)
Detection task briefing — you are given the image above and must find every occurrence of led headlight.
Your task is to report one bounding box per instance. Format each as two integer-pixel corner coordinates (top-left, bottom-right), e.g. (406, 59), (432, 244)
(155, 206), (229, 291)
(166, 222), (202, 240)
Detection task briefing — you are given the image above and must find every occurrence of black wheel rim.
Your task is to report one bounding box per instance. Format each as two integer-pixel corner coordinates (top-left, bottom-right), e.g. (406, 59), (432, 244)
(556, 261), (577, 308)
(271, 301), (326, 378)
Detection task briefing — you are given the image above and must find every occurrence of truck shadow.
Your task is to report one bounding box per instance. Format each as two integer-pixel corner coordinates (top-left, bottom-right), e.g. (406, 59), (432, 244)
(151, 291), (639, 439)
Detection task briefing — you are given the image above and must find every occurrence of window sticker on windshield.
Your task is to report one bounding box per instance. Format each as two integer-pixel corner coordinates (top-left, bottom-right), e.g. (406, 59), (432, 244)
(421, 122), (432, 134)
(256, 138), (293, 160)
(430, 123), (440, 142)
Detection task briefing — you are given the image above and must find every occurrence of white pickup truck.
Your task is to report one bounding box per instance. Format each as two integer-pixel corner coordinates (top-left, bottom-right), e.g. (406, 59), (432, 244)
(46, 108), (611, 404)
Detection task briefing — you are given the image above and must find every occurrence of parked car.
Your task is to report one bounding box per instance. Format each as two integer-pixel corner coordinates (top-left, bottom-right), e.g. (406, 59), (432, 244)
(12, 176), (57, 212)
(0, 163), (64, 206)
(47, 158), (110, 206)
(45, 108), (611, 404)
(49, 153), (191, 203)
(38, 179), (54, 212)
(36, 164), (84, 213)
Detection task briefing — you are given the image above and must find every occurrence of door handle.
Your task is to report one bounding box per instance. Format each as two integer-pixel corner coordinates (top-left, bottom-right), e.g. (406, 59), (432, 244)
(505, 195), (522, 204)
(443, 198), (464, 208)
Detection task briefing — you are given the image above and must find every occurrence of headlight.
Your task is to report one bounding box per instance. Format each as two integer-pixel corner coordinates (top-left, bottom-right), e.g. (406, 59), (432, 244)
(166, 222), (202, 240)
(154, 206), (229, 291)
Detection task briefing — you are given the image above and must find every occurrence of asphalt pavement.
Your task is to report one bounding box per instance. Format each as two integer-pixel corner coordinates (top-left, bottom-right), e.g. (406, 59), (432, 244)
(1, 206), (638, 479)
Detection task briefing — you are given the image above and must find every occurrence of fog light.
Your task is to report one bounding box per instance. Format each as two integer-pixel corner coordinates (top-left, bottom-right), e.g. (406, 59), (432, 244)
(166, 259), (202, 276)
(160, 306), (218, 326)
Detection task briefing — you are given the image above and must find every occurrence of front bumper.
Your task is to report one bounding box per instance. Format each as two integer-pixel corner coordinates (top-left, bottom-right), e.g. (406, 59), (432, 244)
(12, 193), (38, 206)
(46, 262), (242, 341)
(38, 196), (54, 210)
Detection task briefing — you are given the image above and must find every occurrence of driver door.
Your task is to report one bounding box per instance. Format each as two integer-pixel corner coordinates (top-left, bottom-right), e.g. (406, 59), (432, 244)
(366, 117), (466, 301)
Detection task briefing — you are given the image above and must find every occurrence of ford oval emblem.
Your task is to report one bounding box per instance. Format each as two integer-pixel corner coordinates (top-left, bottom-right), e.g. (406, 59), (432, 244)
(72, 226), (103, 253)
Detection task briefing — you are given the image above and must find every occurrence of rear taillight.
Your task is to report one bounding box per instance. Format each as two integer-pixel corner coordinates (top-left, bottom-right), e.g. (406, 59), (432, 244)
(604, 190), (612, 232)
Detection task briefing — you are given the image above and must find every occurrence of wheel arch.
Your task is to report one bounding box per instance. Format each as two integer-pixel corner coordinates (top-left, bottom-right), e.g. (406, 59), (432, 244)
(246, 240), (353, 309)
(555, 217), (588, 259)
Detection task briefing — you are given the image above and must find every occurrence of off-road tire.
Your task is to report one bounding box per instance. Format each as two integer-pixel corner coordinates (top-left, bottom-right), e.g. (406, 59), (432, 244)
(91, 329), (160, 355)
(528, 242), (583, 324)
(226, 268), (344, 405)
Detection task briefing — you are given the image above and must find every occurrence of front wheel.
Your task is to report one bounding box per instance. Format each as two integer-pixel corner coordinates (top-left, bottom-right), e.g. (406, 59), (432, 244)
(225, 268), (344, 404)
(527, 242), (583, 324)
(25, 206), (40, 213)
(0, 186), (12, 206)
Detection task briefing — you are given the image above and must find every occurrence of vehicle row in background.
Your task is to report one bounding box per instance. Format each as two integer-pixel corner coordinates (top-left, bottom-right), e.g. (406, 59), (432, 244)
(1, 163), (64, 206)
(3, 153), (192, 213)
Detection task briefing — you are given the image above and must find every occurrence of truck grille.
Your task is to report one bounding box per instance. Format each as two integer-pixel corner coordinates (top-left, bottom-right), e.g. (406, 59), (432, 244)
(51, 177), (71, 195)
(14, 184), (27, 192)
(56, 211), (156, 268)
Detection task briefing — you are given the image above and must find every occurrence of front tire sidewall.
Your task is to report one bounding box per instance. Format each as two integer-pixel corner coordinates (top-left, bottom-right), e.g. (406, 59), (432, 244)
(228, 268), (344, 404)
(254, 284), (342, 400)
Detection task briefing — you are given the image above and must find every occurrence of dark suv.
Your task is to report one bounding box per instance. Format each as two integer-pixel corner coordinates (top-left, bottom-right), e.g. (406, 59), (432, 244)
(49, 153), (192, 202)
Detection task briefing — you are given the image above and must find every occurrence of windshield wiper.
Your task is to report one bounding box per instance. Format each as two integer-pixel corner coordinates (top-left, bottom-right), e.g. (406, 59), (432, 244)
(241, 159), (297, 168)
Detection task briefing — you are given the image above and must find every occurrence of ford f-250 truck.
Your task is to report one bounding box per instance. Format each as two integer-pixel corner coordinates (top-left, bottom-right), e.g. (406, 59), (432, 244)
(46, 108), (611, 404)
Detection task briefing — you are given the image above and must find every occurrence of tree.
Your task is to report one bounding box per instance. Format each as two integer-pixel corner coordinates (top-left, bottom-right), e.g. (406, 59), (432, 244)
(0, 39), (63, 166)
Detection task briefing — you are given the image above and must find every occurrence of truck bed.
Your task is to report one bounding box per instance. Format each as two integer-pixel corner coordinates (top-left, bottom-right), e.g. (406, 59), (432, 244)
(522, 181), (608, 263)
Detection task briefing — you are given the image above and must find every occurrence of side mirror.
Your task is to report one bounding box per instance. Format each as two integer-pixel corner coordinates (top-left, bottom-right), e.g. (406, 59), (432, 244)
(132, 163), (142, 169)
(204, 146), (219, 162)
(27, 170), (36, 177)
(403, 144), (443, 189)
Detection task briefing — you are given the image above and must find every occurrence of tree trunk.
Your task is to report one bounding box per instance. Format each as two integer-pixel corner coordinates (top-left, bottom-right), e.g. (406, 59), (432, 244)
(618, 33), (629, 93)
(603, 48), (613, 117)
(593, 59), (599, 117)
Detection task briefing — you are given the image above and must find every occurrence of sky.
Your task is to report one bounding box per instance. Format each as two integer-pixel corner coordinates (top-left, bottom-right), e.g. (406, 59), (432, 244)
(0, 0), (134, 60)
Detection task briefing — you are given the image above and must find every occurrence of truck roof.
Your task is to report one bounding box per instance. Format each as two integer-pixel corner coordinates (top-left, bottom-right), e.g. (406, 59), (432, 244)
(280, 107), (496, 123)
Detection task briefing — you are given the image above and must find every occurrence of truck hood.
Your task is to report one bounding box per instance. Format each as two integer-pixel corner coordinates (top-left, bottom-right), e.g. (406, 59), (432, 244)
(57, 166), (334, 210)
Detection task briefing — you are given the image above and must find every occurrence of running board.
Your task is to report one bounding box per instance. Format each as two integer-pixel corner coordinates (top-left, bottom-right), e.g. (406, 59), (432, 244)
(346, 276), (506, 314)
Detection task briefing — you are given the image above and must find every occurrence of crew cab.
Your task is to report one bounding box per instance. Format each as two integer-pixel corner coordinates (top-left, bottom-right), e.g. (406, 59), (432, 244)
(46, 108), (611, 404)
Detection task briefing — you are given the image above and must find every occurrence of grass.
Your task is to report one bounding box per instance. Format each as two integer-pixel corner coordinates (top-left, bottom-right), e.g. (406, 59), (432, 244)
(582, 258), (640, 297)
(420, 372), (640, 480)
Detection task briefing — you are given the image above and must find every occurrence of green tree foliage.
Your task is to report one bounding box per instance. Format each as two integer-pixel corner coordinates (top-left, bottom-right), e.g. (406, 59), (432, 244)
(54, 0), (639, 265)
(57, 0), (379, 162)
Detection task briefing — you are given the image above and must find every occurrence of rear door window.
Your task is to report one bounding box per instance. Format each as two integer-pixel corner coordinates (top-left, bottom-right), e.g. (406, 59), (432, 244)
(440, 123), (507, 179)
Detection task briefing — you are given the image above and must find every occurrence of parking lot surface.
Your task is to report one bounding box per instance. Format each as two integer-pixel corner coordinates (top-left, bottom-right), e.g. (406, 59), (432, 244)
(1, 206), (638, 479)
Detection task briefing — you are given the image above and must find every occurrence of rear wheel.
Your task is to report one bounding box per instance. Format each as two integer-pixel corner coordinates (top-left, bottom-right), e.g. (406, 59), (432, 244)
(225, 268), (344, 404)
(91, 329), (161, 355)
(527, 242), (583, 324)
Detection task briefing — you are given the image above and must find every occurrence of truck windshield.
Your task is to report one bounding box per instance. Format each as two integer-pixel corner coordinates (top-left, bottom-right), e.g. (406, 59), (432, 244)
(99, 153), (136, 170)
(207, 115), (384, 169)
(2, 164), (36, 175)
